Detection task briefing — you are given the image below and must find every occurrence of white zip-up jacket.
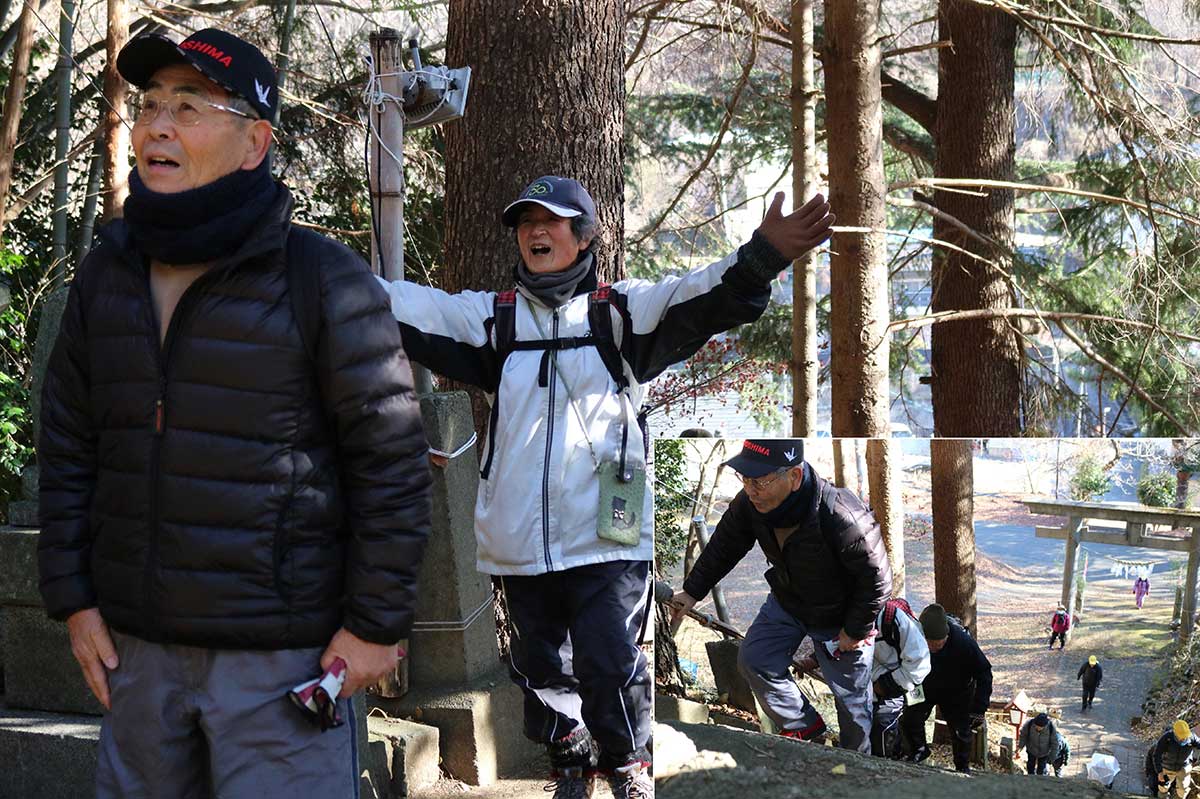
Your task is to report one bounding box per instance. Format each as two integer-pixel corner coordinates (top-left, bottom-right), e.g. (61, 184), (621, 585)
(378, 235), (783, 575)
(872, 604), (932, 697)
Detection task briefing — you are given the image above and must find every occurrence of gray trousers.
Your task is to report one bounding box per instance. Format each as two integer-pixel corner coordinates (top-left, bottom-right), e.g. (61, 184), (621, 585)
(737, 594), (874, 753)
(96, 630), (358, 799)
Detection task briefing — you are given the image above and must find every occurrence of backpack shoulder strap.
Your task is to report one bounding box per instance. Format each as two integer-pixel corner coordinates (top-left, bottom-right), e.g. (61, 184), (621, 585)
(492, 289), (518, 365)
(286, 226), (323, 364)
(587, 284), (629, 391)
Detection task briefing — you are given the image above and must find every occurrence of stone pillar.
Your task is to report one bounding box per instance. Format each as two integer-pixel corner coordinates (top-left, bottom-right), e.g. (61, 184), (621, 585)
(1060, 516), (1082, 609)
(1182, 524), (1200, 645)
(378, 391), (539, 786)
(407, 391), (497, 685)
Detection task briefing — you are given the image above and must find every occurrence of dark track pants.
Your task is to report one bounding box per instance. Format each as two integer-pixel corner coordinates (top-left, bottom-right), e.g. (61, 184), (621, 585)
(900, 693), (973, 771)
(1082, 684), (1097, 709)
(499, 560), (652, 769)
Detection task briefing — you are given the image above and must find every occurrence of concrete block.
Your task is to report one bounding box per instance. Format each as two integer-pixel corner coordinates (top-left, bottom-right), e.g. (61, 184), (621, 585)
(0, 527), (43, 606)
(655, 693), (711, 725)
(369, 715), (440, 796)
(705, 639), (757, 714)
(2, 606), (103, 715)
(382, 664), (538, 786)
(710, 710), (758, 732)
(0, 708), (100, 799)
(30, 286), (70, 445)
(7, 500), (38, 528)
(409, 391), (497, 687)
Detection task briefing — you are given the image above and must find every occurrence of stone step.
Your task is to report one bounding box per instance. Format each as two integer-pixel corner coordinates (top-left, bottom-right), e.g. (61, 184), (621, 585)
(0, 707), (100, 799)
(0, 526), (43, 607)
(1, 605), (103, 715)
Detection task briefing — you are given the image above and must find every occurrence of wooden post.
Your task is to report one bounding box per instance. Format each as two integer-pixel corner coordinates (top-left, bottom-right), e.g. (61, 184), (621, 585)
(1182, 524), (1200, 644)
(0, 0), (36, 239)
(368, 29), (432, 394)
(1061, 516), (1082, 609)
(101, 0), (129, 220)
(51, 0), (78, 282)
(789, 0), (818, 436)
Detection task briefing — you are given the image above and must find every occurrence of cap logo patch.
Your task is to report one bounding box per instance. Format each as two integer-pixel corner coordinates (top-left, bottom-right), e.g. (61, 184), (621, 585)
(743, 441), (771, 456)
(527, 181), (551, 197)
(784, 447), (797, 461)
(255, 79), (271, 106)
(181, 39), (233, 67)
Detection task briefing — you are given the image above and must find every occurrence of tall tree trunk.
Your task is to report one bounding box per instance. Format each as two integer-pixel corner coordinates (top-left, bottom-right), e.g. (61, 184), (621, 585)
(832, 439), (847, 487)
(931, 438), (976, 636)
(930, 0), (1022, 436)
(1176, 439), (1193, 509)
(866, 438), (904, 597)
(824, 0), (889, 437)
(0, 0), (36, 240)
(444, 0), (624, 430)
(52, 0), (79, 281)
(790, 0), (818, 436)
(102, 0), (130, 221)
(74, 139), (103, 264)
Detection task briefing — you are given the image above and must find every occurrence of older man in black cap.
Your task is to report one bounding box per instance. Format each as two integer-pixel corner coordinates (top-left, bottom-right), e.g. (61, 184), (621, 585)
(377, 181), (834, 796)
(38, 27), (432, 798)
(671, 440), (892, 753)
(899, 604), (993, 773)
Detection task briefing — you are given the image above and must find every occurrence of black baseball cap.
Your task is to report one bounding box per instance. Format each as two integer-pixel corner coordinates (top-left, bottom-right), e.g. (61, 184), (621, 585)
(501, 176), (596, 227)
(117, 28), (278, 121)
(722, 439), (804, 479)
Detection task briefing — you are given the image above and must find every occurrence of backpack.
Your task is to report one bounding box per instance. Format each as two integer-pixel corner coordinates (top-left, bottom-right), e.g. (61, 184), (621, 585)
(481, 285), (642, 479)
(286, 226), (324, 363)
(879, 596), (917, 650)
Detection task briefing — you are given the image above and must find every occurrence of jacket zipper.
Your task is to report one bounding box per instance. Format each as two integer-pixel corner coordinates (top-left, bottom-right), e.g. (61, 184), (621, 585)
(540, 309), (559, 571)
(143, 267), (216, 638)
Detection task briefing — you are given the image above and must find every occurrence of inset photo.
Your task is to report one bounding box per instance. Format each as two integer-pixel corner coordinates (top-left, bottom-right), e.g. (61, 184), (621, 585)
(653, 438), (1200, 797)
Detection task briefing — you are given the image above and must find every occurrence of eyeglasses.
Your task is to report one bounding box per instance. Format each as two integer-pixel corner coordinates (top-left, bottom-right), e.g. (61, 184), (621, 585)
(737, 468), (789, 492)
(131, 91), (257, 127)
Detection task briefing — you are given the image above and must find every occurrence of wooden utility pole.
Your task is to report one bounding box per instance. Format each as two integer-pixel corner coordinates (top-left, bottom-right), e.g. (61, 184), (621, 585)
(823, 0), (889, 436)
(790, 0), (818, 436)
(101, 0), (130, 220)
(368, 29), (431, 394)
(0, 1), (36, 240)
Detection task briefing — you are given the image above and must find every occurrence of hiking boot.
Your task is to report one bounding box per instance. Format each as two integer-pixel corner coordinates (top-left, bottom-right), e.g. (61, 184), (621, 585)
(545, 767), (596, 799)
(780, 719), (827, 743)
(606, 762), (652, 799)
(907, 745), (933, 763)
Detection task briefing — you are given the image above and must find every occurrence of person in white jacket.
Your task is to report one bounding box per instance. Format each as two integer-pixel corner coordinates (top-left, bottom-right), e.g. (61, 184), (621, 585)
(378, 175), (833, 799)
(869, 599), (931, 758)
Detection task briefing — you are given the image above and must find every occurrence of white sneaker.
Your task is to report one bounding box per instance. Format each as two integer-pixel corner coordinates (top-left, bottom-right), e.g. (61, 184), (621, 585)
(606, 762), (652, 799)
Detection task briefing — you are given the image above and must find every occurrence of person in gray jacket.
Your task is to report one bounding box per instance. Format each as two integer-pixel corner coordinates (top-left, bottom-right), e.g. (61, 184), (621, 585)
(672, 440), (893, 753)
(379, 178), (834, 799)
(1019, 713), (1065, 775)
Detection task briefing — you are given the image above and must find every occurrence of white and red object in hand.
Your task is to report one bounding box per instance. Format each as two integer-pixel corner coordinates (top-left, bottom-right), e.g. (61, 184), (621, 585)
(289, 656), (348, 731)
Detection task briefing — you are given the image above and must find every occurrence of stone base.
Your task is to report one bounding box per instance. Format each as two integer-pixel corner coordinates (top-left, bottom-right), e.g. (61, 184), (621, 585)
(0, 526), (45, 606)
(6, 500), (38, 528)
(0, 708), (101, 799)
(704, 639), (757, 714)
(380, 664), (539, 786)
(369, 716), (441, 796)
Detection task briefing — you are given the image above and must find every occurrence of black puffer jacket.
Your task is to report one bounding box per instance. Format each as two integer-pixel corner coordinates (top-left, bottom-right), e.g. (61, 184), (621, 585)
(683, 464), (892, 639)
(37, 188), (432, 650)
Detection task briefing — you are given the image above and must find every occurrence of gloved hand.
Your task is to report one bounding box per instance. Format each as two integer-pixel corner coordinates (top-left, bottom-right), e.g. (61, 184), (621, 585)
(873, 671), (906, 700)
(968, 713), (986, 732)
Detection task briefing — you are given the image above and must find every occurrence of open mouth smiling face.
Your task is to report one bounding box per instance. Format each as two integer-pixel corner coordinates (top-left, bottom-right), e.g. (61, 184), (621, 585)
(516, 206), (588, 274)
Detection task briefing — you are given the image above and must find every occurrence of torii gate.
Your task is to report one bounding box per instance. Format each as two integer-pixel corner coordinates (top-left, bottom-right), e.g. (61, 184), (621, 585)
(1023, 498), (1200, 643)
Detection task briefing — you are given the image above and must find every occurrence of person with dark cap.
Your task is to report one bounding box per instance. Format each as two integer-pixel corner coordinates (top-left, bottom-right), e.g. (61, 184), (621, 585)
(1019, 712), (1066, 776)
(37, 27), (433, 798)
(376, 177), (832, 798)
(899, 603), (993, 773)
(1078, 654), (1103, 711)
(670, 440), (892, 754)
(1152, 720), (1200, 798)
